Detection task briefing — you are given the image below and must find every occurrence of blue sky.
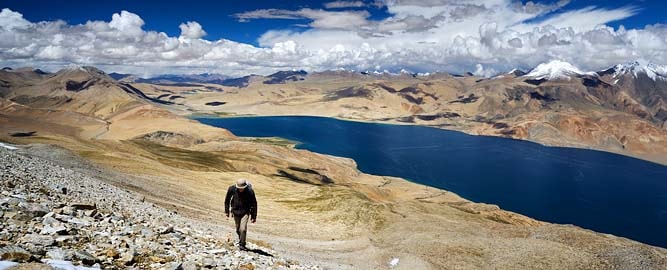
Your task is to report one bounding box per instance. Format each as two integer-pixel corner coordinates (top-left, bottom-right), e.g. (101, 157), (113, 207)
(2, 0), (663, 46)
(1, 0), (391, 45)
(526, 0), (664, 27)
(1, 0), (666, 76)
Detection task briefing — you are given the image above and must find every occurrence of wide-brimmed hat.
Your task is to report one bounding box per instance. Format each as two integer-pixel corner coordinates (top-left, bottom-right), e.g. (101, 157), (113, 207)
(235, 178), (248, 189)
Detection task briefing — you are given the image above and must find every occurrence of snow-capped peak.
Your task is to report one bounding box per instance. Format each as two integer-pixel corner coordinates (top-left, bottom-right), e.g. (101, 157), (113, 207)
(611, 60), (667, 81)
(525, 60), (591, 80)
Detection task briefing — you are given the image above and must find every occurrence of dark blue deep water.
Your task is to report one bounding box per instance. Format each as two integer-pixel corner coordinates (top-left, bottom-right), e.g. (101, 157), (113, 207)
(195, 116), (667, 248)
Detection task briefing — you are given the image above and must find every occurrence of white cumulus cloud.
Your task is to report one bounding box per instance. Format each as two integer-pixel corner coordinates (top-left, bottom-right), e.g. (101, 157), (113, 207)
(179, 21), (207, 39)
(0, 1), (666, 77)
(0, 8), (31, 30)
(108, 10), (145, 38)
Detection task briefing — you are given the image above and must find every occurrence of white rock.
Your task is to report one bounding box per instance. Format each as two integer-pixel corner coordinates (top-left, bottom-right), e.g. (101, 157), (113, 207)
(389, 257), (399, 268)
(0, 142), (18, 150)
(67, 217), (90, 226)
(41, 224), (67, 235)
(46, 248), (69, 260)
(21, 233), (55, 246)
(206, 249), (227, 255)
(0, 261), (18, 270)
(43, 259), (101, 270)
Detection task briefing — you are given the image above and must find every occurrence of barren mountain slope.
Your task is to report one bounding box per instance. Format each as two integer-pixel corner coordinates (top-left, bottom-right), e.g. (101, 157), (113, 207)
(0, 67), (233, 141)
(150, 66), (667, 164)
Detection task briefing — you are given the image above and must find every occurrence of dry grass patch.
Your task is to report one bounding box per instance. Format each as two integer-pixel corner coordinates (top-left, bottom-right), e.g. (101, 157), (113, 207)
(275, 186), (389, 231)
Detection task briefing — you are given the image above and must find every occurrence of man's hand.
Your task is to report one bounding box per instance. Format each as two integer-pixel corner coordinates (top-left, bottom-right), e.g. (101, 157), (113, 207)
(225, 212), (229, 218)
(251, 218), (256, 223)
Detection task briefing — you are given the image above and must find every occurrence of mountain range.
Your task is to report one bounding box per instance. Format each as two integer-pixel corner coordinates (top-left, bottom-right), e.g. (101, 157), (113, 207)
(117, 59), (667, 164)
(3, 60), (666, 165)
(108, 60), (667, 84)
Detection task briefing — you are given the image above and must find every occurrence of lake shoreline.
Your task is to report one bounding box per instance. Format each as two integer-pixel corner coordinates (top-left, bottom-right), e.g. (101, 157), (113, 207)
(189, 112), (667, 167)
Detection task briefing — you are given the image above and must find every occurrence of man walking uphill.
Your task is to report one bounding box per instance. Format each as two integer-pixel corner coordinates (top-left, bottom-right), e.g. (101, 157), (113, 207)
(225, 178), (257, 251)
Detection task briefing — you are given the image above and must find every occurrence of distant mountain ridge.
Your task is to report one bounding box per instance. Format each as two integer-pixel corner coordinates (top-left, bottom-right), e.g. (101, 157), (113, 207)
(521, 59), (667, 82)
(603, 60), (667, 81)
(132, 73), (231, 85)
(6, 59), (667, 86)
(2, 61), (667, 164)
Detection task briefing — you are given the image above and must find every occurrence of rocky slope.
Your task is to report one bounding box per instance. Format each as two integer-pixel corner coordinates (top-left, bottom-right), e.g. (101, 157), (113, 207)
(0, 144), (317, 269)
(3, 134), (667, 270)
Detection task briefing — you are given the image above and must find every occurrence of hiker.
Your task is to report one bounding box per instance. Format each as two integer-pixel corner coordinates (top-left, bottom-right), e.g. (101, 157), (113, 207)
(224, 178), (257, 251)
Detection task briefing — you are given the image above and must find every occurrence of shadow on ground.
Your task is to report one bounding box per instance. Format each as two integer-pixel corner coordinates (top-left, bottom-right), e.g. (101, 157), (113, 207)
(248, 248), (274, 257)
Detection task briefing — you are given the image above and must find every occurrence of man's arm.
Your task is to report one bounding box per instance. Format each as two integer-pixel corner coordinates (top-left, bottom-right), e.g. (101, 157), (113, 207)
(249, 189), (257, 221)
(224, 186), (233, 216)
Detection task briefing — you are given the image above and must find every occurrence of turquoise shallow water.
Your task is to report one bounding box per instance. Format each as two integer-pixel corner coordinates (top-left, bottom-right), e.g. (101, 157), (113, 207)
(196, 116), (667, 248)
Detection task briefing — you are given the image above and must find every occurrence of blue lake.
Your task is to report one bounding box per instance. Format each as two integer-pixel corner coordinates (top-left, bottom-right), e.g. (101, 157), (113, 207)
(195, 116), (667, 248)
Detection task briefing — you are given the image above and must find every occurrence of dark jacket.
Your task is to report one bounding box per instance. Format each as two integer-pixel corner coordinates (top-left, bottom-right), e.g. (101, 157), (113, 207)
(224, 185), (257, 220)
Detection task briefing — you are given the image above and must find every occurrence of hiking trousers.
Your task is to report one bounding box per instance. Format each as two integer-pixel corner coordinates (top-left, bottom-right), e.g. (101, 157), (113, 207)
(233, 213), (250, 247)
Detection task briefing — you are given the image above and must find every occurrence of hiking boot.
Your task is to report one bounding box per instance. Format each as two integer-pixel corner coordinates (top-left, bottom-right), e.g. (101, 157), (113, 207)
(239, 245), (249, 251)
